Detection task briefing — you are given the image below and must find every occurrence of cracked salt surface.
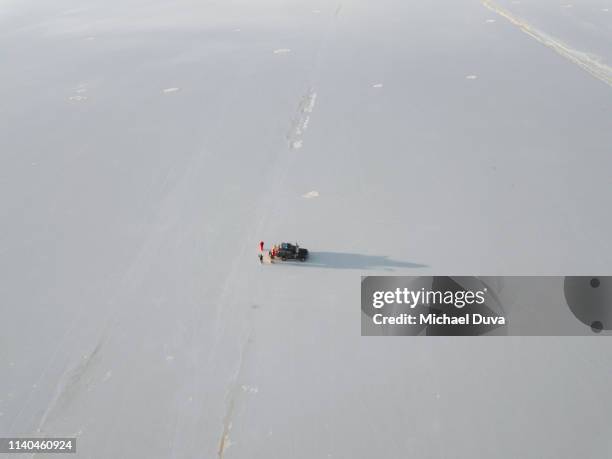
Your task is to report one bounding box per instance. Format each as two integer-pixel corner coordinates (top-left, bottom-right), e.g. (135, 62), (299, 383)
(302, 191), (320, 199)
(241, 385), (259, 394)
(3, 1), (612, 457)
(288, 90), (317, 150)
(68, 82), (90, 101)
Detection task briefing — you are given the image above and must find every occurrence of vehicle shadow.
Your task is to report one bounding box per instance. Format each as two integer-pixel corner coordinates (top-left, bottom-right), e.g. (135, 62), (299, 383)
(290, 251), (428, 270)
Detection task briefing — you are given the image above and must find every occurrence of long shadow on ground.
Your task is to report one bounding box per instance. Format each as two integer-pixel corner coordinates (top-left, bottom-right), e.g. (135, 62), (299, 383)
(279, 251), (427, 270)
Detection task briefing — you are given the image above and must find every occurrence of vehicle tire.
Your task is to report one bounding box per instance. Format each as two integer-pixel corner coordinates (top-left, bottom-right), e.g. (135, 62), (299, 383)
(281, 256), (286, 261)
(300, 257), (306, 262)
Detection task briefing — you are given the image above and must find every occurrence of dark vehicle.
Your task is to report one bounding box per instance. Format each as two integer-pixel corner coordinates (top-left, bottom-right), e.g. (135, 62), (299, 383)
(276, 242), (309, 262)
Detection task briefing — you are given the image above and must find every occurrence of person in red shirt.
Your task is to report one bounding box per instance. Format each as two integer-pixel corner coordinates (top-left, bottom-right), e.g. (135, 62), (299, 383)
(259, 241), (264, 252)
